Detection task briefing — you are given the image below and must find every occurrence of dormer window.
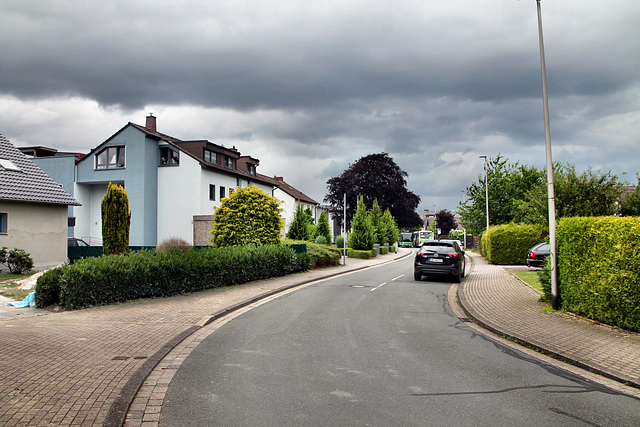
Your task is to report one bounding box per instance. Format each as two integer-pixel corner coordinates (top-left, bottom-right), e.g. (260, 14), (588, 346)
(247, 164), (256, 175)
(160, 146), (180, 166)
(204, 149), (217, 164)
(96, 146), (125, 170)
(224, 156), (234, 169)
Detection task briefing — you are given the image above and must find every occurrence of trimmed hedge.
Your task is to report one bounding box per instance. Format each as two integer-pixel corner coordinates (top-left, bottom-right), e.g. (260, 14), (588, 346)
(480, 223), (548, 265)
(36, 245), (311, 310)
(347, 248), (377, 259)
(552, 216), (640, 332)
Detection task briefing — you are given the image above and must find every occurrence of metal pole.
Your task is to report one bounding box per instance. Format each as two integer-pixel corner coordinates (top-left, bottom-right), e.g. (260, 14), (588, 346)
(480, 155), (489, 232)
(343, 193), (347, 266)
(536, 0), (558, 309)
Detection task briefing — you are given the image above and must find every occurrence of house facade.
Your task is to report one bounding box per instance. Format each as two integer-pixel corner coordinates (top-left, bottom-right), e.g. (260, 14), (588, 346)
(271, 176), (323, 235)
(0, 135), (79, 269)
(24, 115), (317, 247)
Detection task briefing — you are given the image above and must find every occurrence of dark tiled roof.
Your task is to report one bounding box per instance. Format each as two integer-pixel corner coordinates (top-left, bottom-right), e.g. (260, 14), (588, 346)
(0, 134), (80, 206)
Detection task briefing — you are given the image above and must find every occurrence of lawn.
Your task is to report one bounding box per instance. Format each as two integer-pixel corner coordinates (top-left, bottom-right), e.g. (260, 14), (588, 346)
(511, 270), (544, 294)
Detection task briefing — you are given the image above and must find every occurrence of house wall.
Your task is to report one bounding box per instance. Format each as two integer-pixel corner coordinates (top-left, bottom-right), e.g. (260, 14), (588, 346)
(0, 201), (68, 270)
(76, 127), (159, 246)
(30, 155), (79, 236)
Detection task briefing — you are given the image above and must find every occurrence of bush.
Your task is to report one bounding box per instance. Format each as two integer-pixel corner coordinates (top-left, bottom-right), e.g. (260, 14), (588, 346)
(36, 244), (310, 310)
(554, 216), (640, 332)
(102, 182), (131, 255)
(314, 235), (328, 244)
(335, 236), (345, 248)
(157, 237), (192, 253)
(347, 248), (377, 259)
(480, 223), (548, 265)
(0, 247), (34, 274)
(211, 186), (283, 247)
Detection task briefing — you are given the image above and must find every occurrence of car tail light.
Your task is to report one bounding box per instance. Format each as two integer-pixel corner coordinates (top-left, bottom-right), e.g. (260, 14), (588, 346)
(448, 252), (459, 258)
(530, 251), (536, 258)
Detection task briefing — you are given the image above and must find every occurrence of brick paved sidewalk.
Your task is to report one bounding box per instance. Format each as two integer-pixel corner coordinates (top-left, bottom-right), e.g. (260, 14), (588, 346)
(0, 251), (407, 426)
(459, 251), (640, 388)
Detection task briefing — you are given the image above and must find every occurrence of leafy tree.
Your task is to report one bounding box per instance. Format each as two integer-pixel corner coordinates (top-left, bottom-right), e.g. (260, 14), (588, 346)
(514, 165), (622, 224)
(458, 154), (545, 235)
(211, 186), (283, 247)
(316, 210), (332, 244)
(101, 182), (131, 255)
(287, 203), (310, 241)
(618, 176), (640, 216)
(369, 199), (384, 244)
(436, 210), (457, 236)
(325, 153), (422, 230)
(348, 196), (375, 250)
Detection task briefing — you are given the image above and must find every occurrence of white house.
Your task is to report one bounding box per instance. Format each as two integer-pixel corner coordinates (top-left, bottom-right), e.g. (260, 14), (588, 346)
(0, 134), (79, 269)
(23, 115), (318, 247)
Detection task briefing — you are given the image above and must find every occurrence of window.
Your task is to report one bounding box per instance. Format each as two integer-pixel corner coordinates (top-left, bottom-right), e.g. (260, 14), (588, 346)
(247, 164), (256, 175)
(204, 150), (217, 164)
(160, 146), (180, 165)
(209, 184), (216, 201)
(96, 146), (125, 170)
(220, 186), (225, 200)
(0, 159), (21, 172)
(224, 156), (234, 169)
(0, 213), (7, 234)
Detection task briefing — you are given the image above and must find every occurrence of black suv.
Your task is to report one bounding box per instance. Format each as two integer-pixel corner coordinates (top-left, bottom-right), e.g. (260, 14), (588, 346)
(414, 240), (466, 283)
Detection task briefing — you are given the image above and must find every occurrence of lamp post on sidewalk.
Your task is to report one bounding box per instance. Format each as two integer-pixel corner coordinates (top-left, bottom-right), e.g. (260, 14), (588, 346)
(479, 155), (489, 232)
(535, 0), (559, 310)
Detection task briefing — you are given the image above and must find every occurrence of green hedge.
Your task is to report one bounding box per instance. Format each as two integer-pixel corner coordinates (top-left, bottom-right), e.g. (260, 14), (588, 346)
(347, 248), (377, 259)
(480, 223), (548, 265)
(36, 245), (311, 309)
(553, 216), (640, 332)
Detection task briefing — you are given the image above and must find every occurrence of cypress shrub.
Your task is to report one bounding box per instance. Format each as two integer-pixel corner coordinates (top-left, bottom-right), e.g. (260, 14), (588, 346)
(101, 182), (131, 255)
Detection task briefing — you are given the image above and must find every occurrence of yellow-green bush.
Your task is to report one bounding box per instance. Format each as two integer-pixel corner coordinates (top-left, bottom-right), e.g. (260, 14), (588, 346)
(480, 223), (548, 265)
(554, 216), (640, 332)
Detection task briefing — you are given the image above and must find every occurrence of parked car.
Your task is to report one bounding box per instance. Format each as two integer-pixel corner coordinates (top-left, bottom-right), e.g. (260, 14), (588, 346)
(414, 240), (466, 283)
(68, 237), (89, 248)
(527, 243), (550, 267)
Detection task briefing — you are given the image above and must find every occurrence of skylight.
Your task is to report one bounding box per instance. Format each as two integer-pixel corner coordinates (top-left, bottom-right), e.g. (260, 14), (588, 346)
(0, 159), (22, 172)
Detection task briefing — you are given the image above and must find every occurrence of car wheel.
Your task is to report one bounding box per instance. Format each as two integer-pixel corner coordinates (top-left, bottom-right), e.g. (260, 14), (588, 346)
(461, 260), (466, 278)
(452, 271), (462, 283)
(414, 272), (422, 281)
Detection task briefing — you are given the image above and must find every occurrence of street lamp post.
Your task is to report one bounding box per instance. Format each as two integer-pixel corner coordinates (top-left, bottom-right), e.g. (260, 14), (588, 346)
(479, 155), (489, 232)
(536, 0), (559, 310)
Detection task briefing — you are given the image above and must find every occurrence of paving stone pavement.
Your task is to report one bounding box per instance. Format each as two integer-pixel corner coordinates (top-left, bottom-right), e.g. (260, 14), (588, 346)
(2, 248), (639, 426)
(459, 251), (640, 388)
(0, 252), (405, 426)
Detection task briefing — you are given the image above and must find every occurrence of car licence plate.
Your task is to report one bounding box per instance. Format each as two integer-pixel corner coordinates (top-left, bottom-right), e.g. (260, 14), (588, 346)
(428, 258), (443, 263)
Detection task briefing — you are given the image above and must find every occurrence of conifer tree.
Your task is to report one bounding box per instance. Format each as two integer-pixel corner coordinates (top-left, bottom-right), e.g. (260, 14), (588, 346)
(316, 210), (332, 244)
(348, 196), (375, 250)
(101, 182), (131, 255)
(287, 203), (310, 241)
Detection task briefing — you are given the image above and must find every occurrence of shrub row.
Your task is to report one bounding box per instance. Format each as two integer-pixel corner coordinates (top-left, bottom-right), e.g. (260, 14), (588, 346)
(36, 245), (311, 310)
(550, 216), (640, 332)
(347, 248), (377, 259)
(480, 223), (548, 265)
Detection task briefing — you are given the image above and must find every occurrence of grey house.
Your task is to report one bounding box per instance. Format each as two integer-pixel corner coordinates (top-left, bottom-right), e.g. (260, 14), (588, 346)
(0, 134), (79, 269)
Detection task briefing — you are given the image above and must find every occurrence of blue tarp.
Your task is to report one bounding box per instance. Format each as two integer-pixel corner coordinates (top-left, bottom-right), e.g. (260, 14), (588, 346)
(5, 292), (36, 308)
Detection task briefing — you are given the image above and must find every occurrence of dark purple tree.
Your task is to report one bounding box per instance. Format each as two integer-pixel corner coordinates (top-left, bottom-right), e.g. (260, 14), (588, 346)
(325, 153), (422, 230)
(435, 210), (457, 236)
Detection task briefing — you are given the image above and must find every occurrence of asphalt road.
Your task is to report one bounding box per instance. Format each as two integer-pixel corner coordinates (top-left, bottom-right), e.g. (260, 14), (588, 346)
(161, 254), (640, 426)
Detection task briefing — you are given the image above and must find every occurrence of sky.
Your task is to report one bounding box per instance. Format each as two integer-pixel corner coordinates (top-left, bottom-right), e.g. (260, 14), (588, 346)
(1, 0), (638, 212)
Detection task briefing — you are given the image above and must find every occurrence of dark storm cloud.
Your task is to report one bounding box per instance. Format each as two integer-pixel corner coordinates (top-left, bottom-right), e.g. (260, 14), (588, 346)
(0, 0), (638, 210)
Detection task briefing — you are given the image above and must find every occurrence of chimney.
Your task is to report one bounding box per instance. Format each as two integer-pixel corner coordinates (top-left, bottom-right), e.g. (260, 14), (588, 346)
(146, 113), (157, 132)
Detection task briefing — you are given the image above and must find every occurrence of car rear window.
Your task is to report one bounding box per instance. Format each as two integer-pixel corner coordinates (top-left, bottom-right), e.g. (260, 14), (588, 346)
(422, 243), (454, 249)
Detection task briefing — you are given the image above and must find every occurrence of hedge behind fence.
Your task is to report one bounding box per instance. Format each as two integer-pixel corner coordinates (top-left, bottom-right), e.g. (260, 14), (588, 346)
(480, 223), (548, 265)
(554, 216), (640, 332)
(36, 245), (311, 309)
